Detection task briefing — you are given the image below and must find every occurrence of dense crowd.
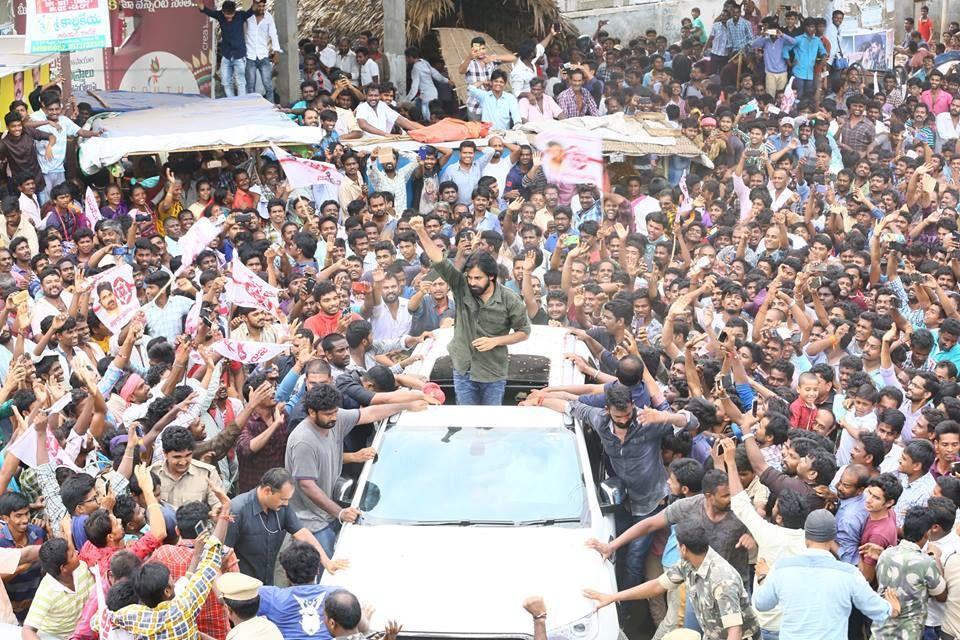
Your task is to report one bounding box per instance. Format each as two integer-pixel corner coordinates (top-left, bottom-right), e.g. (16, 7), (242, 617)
(2, 0), (960, 639)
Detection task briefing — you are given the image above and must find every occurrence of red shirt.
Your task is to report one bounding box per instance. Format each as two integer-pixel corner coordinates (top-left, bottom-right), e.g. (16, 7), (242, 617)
(860, 510), (897, 566)
(918, 17), (934, 43)
(303, 310), (362, 341)
(150, 541), (240, 640)
(789, 398), (817, 430)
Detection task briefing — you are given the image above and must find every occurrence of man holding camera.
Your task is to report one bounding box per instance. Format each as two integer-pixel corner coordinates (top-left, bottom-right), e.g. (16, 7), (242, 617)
(752, 25), (796, 97)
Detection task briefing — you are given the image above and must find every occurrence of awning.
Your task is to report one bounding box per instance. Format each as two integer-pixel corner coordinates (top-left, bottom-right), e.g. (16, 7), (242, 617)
(78, 94), (329, 175)
(0, 36), (57, 79)
(517, 112), (712, 164)
(74, 89), (210, 114)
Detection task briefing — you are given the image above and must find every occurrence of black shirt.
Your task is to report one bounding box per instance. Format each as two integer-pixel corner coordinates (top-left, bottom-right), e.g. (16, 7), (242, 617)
(224, 488), (304, 585)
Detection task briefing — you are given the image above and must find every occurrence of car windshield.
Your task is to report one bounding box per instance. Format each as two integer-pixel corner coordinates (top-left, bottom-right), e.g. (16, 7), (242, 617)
(358, 425), (588, 525)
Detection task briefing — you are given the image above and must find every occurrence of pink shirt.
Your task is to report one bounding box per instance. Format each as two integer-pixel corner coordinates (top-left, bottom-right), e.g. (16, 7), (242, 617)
(519, 95), (563, 122)
(921, 89), (952, 116)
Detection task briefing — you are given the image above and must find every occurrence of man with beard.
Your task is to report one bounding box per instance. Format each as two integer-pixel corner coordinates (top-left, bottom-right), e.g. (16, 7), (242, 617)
(409, 215), (530, 405)
(355, 83), (422, 138)
(30, 266), (75, 335)
(899, 371), (941, 442)
(935, 96), (960, 151)
(933, 318), (960, 371)
(284, 384), (427, 555)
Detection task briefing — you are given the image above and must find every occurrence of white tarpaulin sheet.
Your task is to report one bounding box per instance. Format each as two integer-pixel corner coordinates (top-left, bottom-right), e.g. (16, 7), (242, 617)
(79, 95), (330, 174)
(518, 112), (678, 147)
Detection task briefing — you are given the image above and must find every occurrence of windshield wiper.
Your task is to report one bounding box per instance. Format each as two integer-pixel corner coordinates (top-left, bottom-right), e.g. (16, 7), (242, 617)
(414, 519), (518, 526)
(515, 517), (583, 526)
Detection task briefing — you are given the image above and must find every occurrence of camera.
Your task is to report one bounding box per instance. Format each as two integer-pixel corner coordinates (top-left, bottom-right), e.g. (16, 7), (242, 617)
(889, 241), (908, 253)
(135, 214), (152, 223)
(112, 247), (126, 256)
(236, 213), (252, 223)
(900, 273), (922, 285)
(305, 277), (316, 293)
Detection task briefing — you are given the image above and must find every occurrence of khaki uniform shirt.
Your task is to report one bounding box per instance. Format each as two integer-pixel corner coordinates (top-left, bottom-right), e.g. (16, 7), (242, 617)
(658, 547), (760, 640)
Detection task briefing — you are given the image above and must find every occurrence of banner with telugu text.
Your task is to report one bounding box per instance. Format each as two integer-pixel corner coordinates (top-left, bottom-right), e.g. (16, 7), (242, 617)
(15, 0), (212, 96)
(24, 0), (111, 53)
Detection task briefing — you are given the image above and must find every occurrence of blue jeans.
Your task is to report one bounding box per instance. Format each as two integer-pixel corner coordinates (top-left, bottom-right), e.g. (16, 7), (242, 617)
(415, 98), (431, 122)
(796, 77), (816, 99)
(312, 520), (341, 562)
(452, 370), (506, 405)
(40, 170), (65, 205)
(220, 56), (247, 97)
(615, 504), (664, 588)
(761, 629), (780, 640)
(923, 626), (940, 640)
(245, 57), (274, 102)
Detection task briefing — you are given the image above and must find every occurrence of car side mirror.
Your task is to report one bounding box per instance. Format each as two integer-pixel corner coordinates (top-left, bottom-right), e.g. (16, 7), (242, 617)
(598, 477), (624, 515)
(332, 476), (355, 507)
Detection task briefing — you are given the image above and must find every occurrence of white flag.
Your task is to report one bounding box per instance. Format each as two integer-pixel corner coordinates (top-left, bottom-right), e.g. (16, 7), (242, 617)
(225, 259), (281, 315)
(175, 216), (221, 276)
(84, 187), (102, 226)
(271, 144), (342, 188)
(211, 339), (288, 364)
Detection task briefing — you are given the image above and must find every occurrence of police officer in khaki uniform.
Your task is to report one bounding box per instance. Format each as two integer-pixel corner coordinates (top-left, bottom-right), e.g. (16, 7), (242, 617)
(216, 573), (283, 640)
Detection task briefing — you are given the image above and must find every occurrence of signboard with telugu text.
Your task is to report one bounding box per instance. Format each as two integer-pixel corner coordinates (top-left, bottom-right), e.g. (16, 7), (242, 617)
(24, 0), (110, 53)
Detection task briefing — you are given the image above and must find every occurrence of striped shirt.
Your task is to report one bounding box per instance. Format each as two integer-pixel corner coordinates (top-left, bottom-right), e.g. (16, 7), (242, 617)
(24, 560), (95, 637)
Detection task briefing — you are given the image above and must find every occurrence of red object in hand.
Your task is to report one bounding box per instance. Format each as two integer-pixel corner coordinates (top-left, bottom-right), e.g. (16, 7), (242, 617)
(422, 382), (445, 404)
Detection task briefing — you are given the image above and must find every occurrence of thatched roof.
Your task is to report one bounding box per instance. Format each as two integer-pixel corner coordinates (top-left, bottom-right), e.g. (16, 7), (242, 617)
(299, 0), (564, 45)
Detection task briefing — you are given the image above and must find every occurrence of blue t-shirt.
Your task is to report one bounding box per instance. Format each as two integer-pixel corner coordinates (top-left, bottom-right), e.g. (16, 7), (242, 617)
(259, 583), (339, 639)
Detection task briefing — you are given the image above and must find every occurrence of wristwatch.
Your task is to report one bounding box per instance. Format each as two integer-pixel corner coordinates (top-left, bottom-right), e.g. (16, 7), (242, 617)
(532, 613), (547, 621)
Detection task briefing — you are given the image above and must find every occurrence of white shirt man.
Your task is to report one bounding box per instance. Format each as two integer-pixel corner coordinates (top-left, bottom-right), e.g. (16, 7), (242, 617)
(358, 58), (380, 86)
(936, 100), (960, 152)
(244, 11), (280, 61)
(355, 101), (399, 138)
(371, 299), (412, 341)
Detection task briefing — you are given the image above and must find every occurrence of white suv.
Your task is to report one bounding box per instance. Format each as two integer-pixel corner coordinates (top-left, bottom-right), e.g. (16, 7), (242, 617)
(322, 327), (621, 639)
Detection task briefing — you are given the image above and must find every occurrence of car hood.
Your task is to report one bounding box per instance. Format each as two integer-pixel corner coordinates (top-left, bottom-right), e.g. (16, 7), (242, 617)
(321, 524), (617, 635)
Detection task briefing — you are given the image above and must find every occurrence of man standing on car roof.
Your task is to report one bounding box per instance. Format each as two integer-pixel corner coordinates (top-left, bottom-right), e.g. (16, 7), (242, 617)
(410, 215), (530, 405)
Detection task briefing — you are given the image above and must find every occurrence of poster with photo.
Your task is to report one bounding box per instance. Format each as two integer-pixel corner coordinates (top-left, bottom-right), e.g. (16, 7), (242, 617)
(853, 30), (893, 70)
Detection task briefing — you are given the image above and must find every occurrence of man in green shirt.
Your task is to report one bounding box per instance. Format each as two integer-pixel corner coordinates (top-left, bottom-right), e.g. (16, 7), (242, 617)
(410, 216), (530, 404)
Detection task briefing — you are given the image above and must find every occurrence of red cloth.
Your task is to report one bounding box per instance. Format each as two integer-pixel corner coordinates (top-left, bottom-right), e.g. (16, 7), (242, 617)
(789, 398), (818, 431)
(407, 118), (491, 144)
(860, 510), (897, 566)
(150, 541), (240, 640)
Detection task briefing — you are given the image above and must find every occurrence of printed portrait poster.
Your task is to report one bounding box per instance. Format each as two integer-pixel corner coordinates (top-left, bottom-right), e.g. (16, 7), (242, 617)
(853, 29), (893, 70)
(89, 263), (140, 333)
(534, 129), (604, 188)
